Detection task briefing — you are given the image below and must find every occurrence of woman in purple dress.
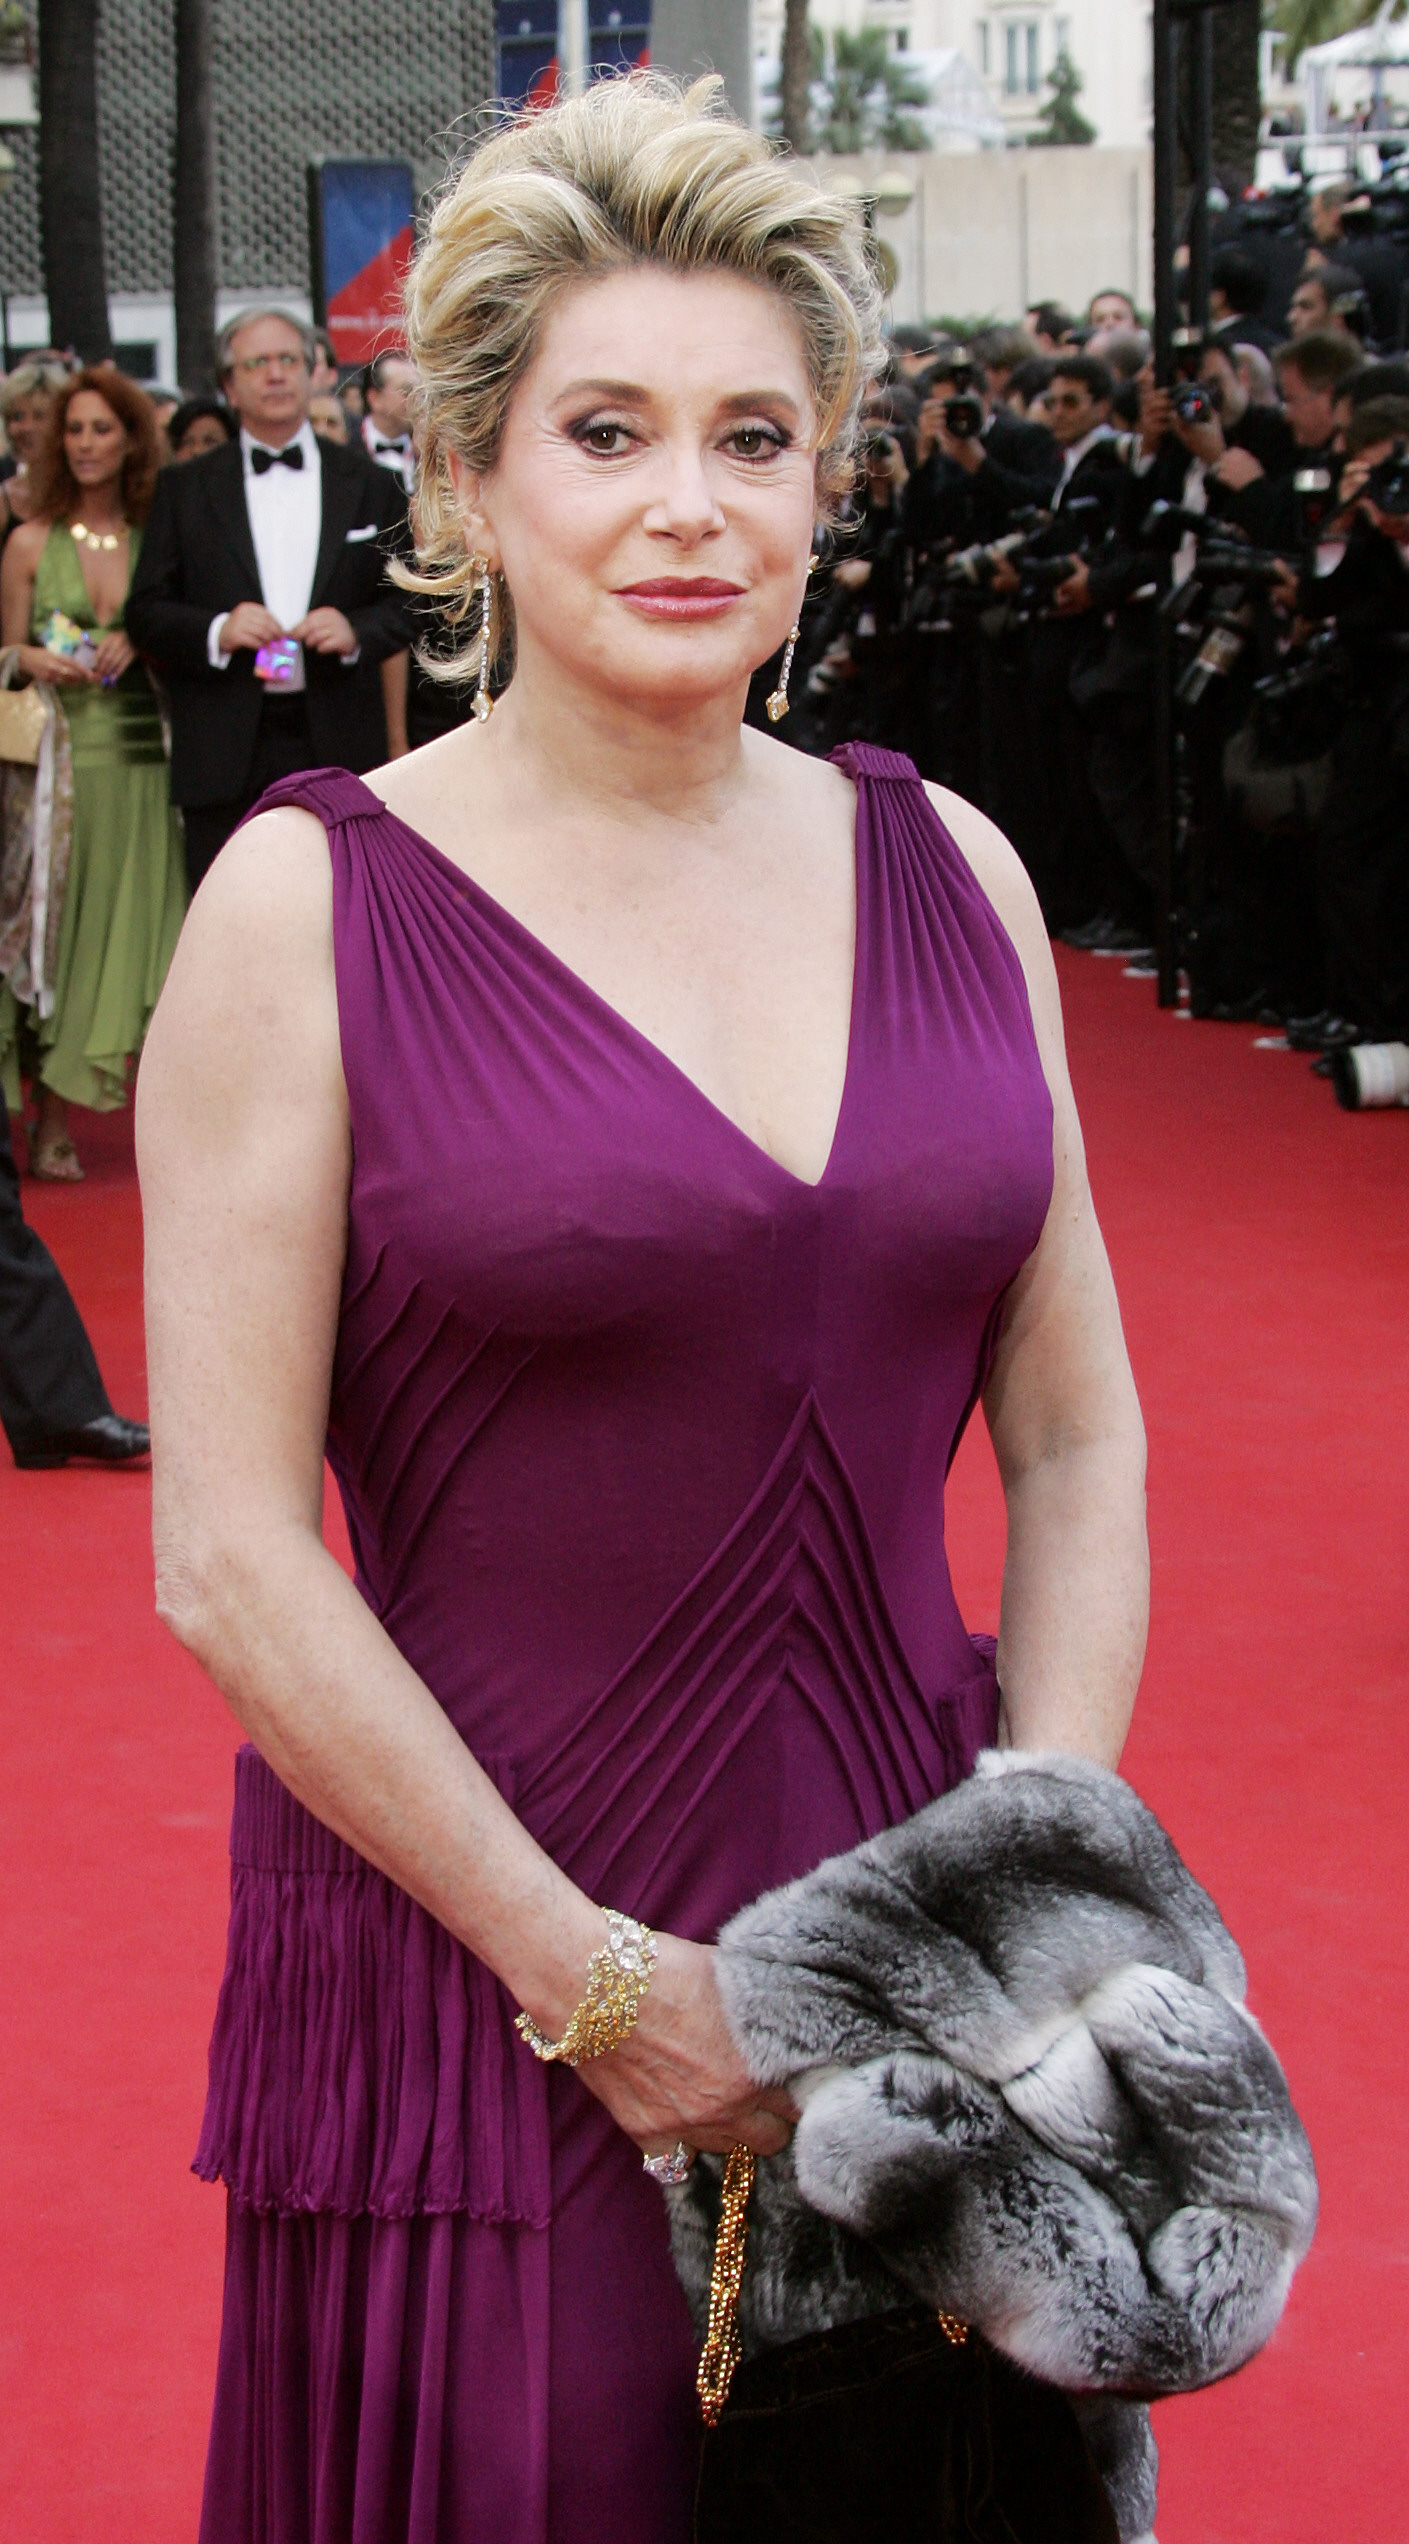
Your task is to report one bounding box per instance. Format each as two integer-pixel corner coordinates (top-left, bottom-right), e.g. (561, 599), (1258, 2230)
(138, 75), (1148, 2544)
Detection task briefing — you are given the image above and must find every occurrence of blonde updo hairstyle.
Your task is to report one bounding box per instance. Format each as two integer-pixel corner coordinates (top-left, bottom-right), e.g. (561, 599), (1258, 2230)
(402, 73), (886, 682)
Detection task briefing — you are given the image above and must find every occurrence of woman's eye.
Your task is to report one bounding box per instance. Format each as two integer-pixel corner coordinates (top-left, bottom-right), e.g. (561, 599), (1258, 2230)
(725, 425), (785, 461)
(575, 420), (634, 456)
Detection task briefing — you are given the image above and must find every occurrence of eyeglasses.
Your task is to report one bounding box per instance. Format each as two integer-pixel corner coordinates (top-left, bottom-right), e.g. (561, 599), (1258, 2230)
(233, 352), (306, 376)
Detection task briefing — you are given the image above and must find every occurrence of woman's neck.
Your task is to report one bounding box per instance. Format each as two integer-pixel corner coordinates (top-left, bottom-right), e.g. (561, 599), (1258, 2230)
(68, 482), (126, 531)
(488, 646), (755, 834)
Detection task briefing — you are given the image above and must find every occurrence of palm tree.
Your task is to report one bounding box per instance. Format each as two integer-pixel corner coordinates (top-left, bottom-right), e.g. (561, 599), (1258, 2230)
(1267, 0), (1404, 76)
(811, 26), (931, 153)
(37, 0), (113, 362)
(174, 0), (218, 389)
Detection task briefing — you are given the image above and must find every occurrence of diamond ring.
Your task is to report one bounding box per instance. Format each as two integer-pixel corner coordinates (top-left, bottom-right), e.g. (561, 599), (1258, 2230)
(642, 2141), (694, 2186)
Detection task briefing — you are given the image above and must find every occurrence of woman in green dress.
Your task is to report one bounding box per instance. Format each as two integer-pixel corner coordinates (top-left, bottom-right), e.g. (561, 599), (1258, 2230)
(0, 367), (186, 1178)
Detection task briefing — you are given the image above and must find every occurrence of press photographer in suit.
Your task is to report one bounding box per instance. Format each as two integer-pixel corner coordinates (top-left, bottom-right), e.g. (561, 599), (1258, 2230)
(127, 309), (411, 894)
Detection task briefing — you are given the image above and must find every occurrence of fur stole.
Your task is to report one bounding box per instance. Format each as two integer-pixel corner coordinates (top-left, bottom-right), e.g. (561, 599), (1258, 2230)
(667, 1752), (1317, 2544)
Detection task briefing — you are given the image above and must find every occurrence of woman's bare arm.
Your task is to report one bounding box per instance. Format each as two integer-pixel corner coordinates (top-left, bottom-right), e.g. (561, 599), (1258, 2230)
(138, 809), (791, 2155)
(930, 786), (1148, 1767)
(2, 519), (96, 685)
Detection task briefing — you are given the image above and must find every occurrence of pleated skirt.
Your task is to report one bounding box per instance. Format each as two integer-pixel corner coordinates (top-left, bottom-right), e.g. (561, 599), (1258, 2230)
(197, 2073), (703, 2544)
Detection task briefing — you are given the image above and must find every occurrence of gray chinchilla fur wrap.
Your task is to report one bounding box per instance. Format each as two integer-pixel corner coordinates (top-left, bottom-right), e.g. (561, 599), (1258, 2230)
(666, 1751), (1317, 2544)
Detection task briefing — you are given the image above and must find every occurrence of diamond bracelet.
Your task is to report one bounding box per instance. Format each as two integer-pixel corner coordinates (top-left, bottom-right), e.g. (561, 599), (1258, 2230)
(514, 1909), (658, 2067)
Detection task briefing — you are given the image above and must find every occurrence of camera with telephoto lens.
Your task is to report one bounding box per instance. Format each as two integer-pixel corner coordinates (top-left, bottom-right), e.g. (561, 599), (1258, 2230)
(1252, 627), (1351, 762)
(1172, 380), (1218, 430)
(865, 427), (899, 464)
(1021, 553), (1080, 594)
(1171, 326), (1206, 382)
(943, 392), (985, 440)
(940, 529), (1029, 588)
(1362, 439), (1409, 517)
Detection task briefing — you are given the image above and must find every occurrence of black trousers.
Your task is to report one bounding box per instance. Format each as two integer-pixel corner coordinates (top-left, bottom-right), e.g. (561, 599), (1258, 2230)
(181, 703), (328, 897)
(1317, 692), (1409, 1038)
(0, 1096), (110, 1459)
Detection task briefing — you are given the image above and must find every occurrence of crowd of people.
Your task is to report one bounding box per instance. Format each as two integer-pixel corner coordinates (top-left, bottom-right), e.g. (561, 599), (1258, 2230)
(1, 168), (1406, 1204)
(763, 215), (1409, 1103)
(0, 317), (447, 1184)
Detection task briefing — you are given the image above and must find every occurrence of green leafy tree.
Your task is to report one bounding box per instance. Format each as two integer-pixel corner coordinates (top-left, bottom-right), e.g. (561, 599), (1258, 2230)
(811, 25), (931, 152)
(1031, 50), (1097, 147)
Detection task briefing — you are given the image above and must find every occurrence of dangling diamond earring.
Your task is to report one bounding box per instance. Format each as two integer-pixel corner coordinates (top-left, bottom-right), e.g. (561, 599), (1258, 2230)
(766, 554), (819, 725)
(766, 624), (799, 724)
(472, 555), (495, 722)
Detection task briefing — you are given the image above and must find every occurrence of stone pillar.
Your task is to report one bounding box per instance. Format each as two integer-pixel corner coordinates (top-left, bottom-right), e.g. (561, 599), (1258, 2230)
(649, 0), (755, 126)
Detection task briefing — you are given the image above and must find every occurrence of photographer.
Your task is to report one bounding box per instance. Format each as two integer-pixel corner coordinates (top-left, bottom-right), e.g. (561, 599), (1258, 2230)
(898, 353), (1058, 791)
(992, 355), (1132, 933)
(793, 404), (915, 754)
(904, 350), (1060, 547)
(1284, 398), (1409, 1050)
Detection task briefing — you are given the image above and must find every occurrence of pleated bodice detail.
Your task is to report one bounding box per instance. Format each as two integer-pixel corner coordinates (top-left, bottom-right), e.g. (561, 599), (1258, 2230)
(196, 743), (1055, 2225)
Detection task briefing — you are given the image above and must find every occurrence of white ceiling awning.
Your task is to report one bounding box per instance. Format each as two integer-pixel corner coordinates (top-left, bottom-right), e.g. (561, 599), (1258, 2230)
(908, 49), (1006, 147)
(1302, 4), (1409, 137)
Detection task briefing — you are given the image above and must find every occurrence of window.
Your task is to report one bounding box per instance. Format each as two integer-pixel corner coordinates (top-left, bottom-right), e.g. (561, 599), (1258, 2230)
(977, 18), (989, 75)
(1004, 19), (1041, 97)
(894, 25), (908, 47)
(1054, 17), (1069, 60)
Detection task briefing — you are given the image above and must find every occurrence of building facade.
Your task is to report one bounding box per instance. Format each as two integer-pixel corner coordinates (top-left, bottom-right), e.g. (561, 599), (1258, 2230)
(755, 0), (1151, 151)
(0, 0), (494, 380)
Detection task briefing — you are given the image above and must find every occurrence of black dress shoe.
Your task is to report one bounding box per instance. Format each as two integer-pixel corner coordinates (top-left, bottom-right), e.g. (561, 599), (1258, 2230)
(12, 1413), (151, 1470)
(1285, 1011), (1361, 1054)
(1058, 914), (1119, 952)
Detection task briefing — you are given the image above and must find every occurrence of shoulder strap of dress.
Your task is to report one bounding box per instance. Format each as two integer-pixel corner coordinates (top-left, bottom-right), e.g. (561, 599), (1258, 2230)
(245, 766), (388, 833)
(828, 741), (927, 791)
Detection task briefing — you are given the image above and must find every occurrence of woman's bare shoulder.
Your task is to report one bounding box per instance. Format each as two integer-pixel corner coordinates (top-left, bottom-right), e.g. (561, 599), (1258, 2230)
(4, 515), (48, 571)
(146, 807), (338, 1091)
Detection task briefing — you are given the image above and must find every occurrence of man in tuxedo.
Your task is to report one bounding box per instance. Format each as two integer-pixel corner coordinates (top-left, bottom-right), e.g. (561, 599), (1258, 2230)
(0, 1097), (148, 1468)
(361, 349), (418, 492)
(127, 307), (412, 895)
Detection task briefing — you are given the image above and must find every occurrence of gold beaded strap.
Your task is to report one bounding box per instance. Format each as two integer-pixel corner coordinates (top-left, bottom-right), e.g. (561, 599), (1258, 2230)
(514, 1909), (657, 2067)
(697, 2142), (756, 2426)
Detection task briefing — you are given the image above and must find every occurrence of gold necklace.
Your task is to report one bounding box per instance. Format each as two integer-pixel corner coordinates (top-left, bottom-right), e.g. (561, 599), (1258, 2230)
(70, 520), (128, 552)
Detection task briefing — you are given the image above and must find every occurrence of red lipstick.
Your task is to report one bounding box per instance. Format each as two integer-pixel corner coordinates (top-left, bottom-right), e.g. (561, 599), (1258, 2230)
(615, 578), (746, 620)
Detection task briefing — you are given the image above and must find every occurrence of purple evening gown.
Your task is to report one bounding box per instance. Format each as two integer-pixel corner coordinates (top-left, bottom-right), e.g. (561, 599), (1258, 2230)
(192, 744), (1054, 2544)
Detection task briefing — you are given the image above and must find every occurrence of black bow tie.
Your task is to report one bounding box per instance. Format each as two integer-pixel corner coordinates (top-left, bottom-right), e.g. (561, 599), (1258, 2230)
(372, 436), (407, 455)
(250, 443), (304, 474)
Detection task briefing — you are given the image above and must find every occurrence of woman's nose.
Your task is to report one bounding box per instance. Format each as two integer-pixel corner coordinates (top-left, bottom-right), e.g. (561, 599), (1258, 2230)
(644, 443), (725, 541)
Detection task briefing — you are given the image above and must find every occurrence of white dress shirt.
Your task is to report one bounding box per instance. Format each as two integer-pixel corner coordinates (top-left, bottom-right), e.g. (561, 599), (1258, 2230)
(362, 415), (415, 493)
(1055, 422), (1116, 499)
(207, 421), (324, 668)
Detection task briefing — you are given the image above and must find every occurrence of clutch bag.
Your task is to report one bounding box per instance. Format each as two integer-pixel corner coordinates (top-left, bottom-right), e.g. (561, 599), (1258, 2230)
(0, 683), (47, 765)
(694, 2301), (1118, 2544)
(692, 2148), (1117, 2544)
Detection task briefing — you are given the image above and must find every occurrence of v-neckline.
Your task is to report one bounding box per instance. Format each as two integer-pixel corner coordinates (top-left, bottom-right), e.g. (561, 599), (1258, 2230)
(357, 773), (865, 1196)
(56, 519), (131, 631)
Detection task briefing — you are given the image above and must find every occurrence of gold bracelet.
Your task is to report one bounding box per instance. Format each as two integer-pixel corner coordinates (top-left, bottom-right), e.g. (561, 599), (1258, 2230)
(514, 1909), (658, 2067)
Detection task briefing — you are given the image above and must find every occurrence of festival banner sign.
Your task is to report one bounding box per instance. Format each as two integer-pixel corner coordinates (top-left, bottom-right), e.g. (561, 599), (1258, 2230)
(308, 158), (416, 369)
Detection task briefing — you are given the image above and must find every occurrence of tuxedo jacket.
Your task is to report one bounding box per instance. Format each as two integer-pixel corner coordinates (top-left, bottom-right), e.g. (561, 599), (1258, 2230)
(127, 436), (413, 807)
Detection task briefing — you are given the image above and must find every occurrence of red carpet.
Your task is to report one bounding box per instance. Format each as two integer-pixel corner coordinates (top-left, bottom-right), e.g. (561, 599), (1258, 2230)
(1, 953), (1405, 2541)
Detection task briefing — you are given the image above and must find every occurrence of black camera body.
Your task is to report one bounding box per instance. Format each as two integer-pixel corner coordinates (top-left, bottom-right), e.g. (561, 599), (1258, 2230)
(1363, 439), (1409, 518)
(944, 393), (985, 440)
(1172, 380), (1218, 430)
